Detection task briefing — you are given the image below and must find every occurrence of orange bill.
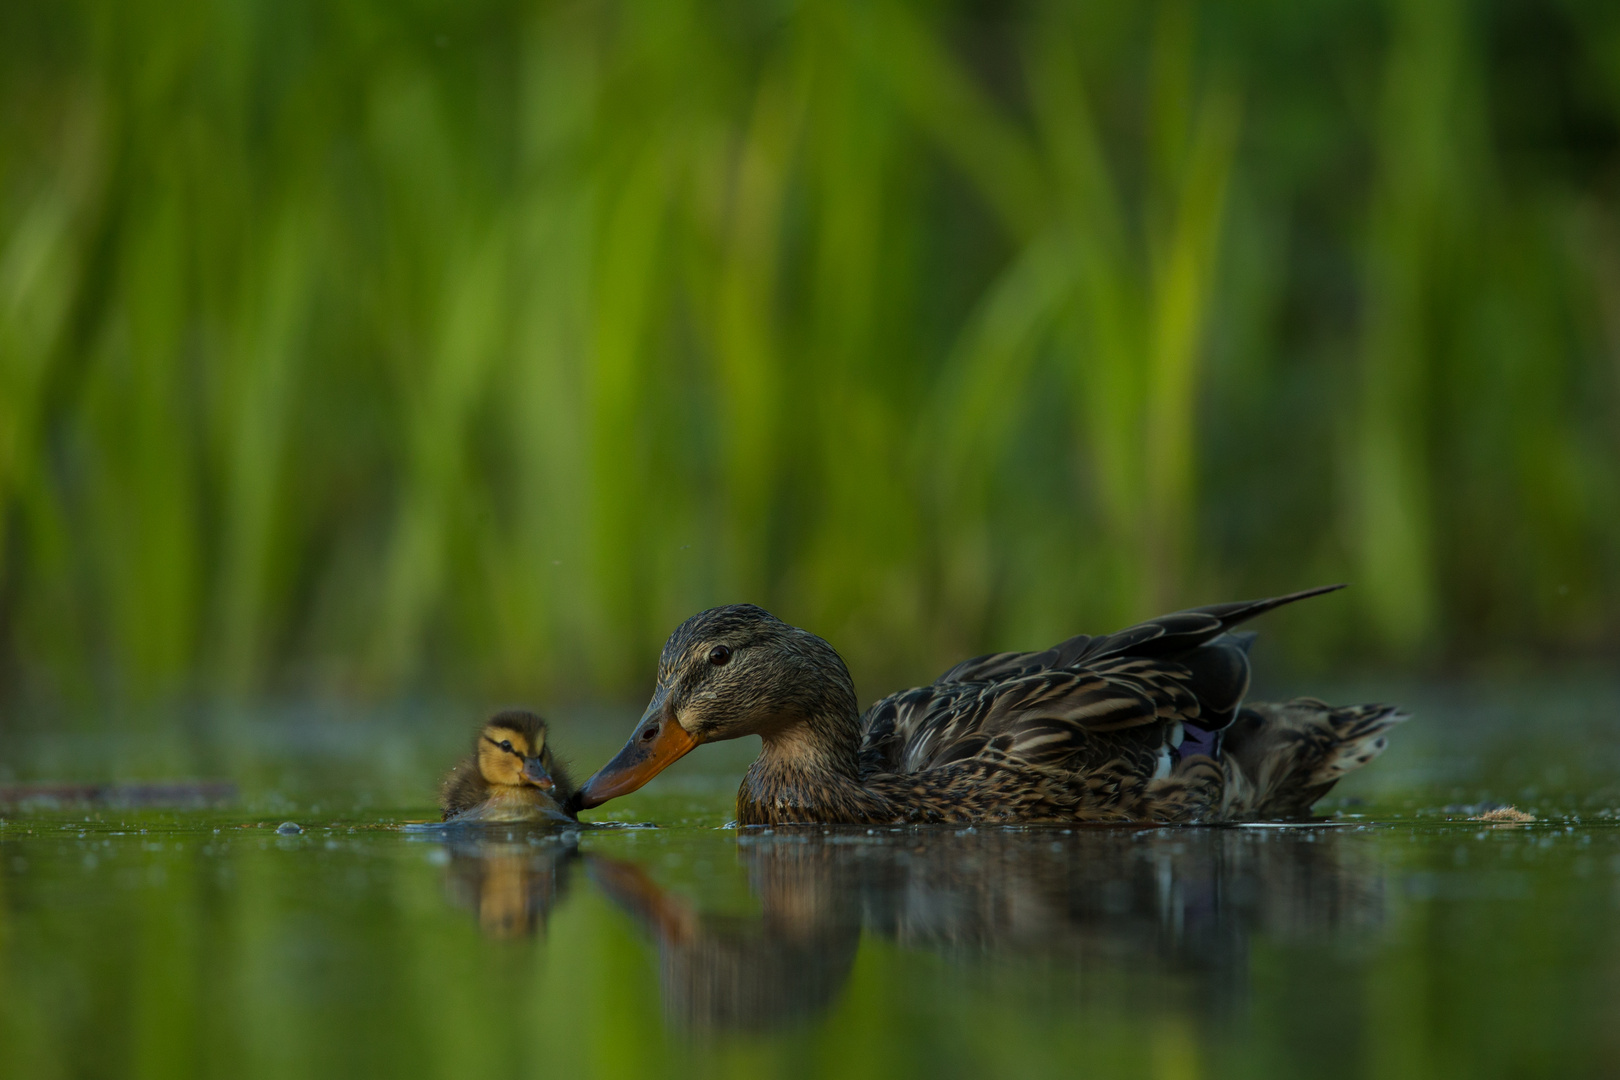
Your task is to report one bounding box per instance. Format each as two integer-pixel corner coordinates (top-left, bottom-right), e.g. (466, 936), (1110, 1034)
(573, 699), (700, 809)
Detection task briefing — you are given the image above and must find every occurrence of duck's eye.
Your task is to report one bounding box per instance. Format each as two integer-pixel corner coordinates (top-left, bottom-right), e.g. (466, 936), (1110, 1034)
(499, 740), (513, 752)
(708, 645), (732, 667)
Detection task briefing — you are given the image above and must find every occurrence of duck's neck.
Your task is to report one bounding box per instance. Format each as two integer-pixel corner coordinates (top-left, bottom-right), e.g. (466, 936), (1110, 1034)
(739, 707), (890, 825)
(761, 709), (861, 776)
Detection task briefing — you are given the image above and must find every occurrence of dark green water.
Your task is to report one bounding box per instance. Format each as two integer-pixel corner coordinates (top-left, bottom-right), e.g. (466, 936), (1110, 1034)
(4, 683), (1620, 1079)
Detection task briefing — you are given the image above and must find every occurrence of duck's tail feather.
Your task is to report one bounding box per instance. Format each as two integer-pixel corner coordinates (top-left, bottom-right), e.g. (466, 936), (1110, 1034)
(1183, 584), (1347, 633)
(1219, 698), (1409, 819)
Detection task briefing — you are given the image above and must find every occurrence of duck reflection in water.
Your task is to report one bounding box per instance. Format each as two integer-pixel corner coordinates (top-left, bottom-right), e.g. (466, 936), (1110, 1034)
(588, 840), (865, 1030)
(443, 834), (580, 939)
(587, 826), (1388, 1031)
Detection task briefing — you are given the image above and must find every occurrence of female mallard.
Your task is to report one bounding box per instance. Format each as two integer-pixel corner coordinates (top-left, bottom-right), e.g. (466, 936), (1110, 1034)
(571, 586), (1406, 825)
(441, 711), (577, 823)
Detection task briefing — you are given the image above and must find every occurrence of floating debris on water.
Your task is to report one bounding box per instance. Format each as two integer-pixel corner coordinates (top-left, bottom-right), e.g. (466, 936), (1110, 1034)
(1472, 806), (1535, 824)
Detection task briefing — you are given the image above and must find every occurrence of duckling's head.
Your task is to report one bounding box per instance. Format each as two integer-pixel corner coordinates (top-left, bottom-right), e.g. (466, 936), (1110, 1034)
(573, 605), (857, 809)
(477, 711), (567, 795)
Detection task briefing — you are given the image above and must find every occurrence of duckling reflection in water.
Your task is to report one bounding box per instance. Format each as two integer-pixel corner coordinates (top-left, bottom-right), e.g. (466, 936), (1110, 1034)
(445, 838), (579, 939)
(440, 711), (576, 823)
(587, 827), (1389, 1031)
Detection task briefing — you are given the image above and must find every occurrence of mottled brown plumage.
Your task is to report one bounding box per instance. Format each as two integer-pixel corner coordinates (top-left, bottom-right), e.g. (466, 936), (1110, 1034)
(574, 587), (1407, 825)
(440, 711), (577, 823)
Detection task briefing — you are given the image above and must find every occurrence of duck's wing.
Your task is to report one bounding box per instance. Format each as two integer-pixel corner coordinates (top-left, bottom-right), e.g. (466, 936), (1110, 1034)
(932, 585), (1344, 685)
(859, 655), (1203, 776)
(861, 586), (1345, 776)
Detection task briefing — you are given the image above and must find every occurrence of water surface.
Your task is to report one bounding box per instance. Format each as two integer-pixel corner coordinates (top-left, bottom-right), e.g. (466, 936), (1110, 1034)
(3, 682), (1619, 1078)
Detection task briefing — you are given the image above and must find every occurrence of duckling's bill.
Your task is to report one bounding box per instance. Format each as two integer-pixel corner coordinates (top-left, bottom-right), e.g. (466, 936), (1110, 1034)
(521, 755), (558, 791)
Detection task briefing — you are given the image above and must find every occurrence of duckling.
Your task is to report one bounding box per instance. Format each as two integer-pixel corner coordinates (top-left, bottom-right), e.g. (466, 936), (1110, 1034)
(440, 710), (577, 823)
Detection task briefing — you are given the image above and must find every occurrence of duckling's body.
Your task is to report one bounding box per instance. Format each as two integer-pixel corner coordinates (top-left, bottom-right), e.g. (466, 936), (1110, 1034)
(574, 587), (1407, 825)
(441, 711), (577, 823)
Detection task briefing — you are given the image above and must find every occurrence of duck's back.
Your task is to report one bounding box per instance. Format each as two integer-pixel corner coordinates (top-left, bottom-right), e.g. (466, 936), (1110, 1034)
(856, 589), (1355, 792)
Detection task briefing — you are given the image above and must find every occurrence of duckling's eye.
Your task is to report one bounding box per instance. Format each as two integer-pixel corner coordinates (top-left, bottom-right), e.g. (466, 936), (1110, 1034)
(708, 645), (732, 667)
(499, 740), (513, 752)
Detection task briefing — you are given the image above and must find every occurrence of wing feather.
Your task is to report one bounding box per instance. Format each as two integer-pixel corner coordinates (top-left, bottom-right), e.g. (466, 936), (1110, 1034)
(863, 587), (1346, 777)
(861, 659), (1201, 774)
(934, 586), (1341, 684)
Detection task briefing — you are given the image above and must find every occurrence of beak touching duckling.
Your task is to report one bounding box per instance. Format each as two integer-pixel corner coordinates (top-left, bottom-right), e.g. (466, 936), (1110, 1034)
(440, 710), (577, 823)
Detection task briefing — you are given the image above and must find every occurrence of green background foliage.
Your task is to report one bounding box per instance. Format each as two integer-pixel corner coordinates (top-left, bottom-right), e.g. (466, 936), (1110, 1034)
(2, 0), (1618, 705)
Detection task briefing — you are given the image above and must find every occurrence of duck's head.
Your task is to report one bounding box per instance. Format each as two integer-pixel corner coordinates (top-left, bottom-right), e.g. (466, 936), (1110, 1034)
(477, 711), (570, 797)
(572, 604), (856, 810)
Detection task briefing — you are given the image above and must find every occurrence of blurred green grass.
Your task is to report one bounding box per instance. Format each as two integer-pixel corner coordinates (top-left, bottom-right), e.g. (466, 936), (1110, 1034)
(1, 0), (1618, 706)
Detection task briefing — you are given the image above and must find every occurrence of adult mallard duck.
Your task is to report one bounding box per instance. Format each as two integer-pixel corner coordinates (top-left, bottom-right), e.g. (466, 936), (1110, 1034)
(440, 711), (577, 823)
(571, 586), (1406, 826)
